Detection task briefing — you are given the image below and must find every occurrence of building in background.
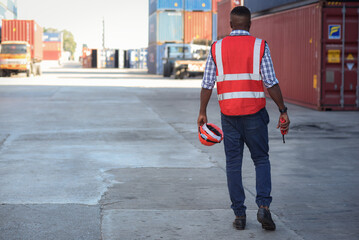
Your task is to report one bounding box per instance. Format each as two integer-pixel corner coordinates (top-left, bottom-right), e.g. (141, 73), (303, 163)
(0, 0), (18, 41)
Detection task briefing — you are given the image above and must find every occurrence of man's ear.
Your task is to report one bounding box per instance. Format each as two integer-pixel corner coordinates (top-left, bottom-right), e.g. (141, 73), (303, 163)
(248, 21), (251, 31)
(230, 21), (233, 29)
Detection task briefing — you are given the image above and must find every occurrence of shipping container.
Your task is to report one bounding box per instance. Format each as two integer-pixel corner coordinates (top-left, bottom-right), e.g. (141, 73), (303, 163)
(148, 11), (183, 44)
(244, 0), (317, 15)
(185, 0), (211, 11)
(103, 49), (118, 68)
(43, 41), (62, 51)
(217, 0), (242, 39)
(1, 19), (43, 60)
(43, 50), (61, 61)
(147, 43), (165, 74)
(212, 13), (218, 40)
(149, 0), (183, 15)
(250, 2), (359, 110)
(212, 0), (220, 13)
(43, 32), (62, 42)
(184, 11), (212, 43)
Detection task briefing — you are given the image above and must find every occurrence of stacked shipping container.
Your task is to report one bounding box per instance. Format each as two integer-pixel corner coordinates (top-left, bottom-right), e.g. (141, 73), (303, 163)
(148, 0), (218, 74)
(43, 32), (62, 61)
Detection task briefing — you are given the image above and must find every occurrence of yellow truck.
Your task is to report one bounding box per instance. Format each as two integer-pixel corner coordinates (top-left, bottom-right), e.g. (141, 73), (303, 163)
(0, 20), (43, 77)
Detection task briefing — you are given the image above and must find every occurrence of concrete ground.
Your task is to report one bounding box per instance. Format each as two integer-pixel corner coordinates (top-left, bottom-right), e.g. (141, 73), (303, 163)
(0, 63), (358, 240)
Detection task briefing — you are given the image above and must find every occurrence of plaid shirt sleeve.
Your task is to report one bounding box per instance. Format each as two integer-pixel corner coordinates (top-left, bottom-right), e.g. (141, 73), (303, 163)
(261, 42), (279, 88)
(201, 41), (279, 89)
(201, 52), (217, 90)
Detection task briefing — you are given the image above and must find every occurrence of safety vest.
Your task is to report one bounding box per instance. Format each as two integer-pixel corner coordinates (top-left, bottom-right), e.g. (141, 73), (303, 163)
(212, 36), (266, 116)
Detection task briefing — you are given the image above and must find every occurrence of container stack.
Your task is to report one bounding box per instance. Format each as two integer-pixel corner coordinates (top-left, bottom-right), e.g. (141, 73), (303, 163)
(43, 32), (63, 61)
(148, 0), (218, 74)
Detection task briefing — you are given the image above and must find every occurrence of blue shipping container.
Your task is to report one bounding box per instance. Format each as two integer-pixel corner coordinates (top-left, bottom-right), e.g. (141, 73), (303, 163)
(185, 0), (211, 11)
(43, 32), (62, 42)
(148, 11), (183, 44)
(212, 13), (217, 41)
(244, 0), (307, 14)
(147, 44), (165, 74)
(148, 13), (157, 44)
(149, 0), (183, 15)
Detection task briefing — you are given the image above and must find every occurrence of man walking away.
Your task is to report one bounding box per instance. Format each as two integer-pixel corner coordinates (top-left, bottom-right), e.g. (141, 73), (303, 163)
(197, 6), (290, 231)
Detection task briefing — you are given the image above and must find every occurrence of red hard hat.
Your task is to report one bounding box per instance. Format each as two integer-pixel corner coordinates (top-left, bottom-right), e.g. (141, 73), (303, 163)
(198, 123), (223, 146)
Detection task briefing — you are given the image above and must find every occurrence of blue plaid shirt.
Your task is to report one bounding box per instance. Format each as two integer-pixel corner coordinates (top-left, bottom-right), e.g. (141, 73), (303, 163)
(202, 30), (279, 89)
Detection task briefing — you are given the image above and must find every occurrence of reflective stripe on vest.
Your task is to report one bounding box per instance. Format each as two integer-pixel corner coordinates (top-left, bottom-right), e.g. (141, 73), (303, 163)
(217, 91), (265, 101)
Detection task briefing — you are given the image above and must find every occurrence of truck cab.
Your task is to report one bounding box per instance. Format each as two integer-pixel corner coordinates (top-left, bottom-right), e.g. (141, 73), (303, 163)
(0, 41), (40, 77)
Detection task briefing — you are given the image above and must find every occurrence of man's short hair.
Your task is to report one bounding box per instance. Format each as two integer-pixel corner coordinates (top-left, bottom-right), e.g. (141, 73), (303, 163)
(230, 6), (251, 21)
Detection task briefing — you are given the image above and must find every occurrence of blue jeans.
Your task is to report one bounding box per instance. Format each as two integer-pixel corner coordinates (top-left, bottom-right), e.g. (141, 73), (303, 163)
(221, 108), (272, 217)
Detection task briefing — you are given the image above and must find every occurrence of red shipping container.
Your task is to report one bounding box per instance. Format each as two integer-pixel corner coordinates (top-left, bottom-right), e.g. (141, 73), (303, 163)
(43, 41), (62, 51)
(212, 0), (220, 13)
(184, 11), (212, 44)
(250, 2), (359, 110)
(43, 50), (61, 61)
(217, 0), (242, 39)
(1, 20), (43, 61)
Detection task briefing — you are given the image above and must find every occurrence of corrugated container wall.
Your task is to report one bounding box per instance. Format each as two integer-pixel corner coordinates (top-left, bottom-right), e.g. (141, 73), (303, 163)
(250, 4), (321, 108)
(244, 0), (313, 14)
(43, 51), (61, 61)
(149, 0), (183, 15)
(212, 0), (221, 13)
(185, 0), (211, 11)
(184, 11), (212, 43)
(217, 0), (242, 39)
(250, 2), (359, 110)
(148, 11), (183, 45)
(1, 19), (43, 61)
(43, 42), (61, 51)
(212, 13), (218, 41)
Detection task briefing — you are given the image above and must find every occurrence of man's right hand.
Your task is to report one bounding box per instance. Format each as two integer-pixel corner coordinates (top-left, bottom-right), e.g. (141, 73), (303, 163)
(277, 113), (290, 133)
(197, 113), (208, 128)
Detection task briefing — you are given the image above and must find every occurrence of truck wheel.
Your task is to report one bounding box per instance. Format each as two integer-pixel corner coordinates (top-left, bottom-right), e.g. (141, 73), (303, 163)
(163, 63), (172, 77)
(179, 71), (186, 79)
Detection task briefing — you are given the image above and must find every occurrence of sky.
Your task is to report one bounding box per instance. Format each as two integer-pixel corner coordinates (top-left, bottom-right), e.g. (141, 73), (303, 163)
(17, 0), (149, 55)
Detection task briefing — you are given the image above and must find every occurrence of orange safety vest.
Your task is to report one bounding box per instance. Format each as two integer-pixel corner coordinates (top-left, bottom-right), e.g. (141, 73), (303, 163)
(212, 35), (266, 116)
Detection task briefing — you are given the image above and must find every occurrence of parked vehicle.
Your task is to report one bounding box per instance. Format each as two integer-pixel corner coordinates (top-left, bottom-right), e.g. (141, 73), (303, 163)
(162, 43), (210, 79)
(0, 20), (43, 77)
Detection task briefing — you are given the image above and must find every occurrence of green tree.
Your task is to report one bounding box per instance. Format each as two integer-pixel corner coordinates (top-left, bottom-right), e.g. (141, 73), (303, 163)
(62, 30), (76, 58)
(44, 28), (77, 58)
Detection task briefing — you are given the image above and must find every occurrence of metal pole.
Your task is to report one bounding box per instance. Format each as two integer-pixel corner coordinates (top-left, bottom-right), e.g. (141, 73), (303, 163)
(356, 8), (359, 108)
(102, 17), (105, 49)
(340, 4), (346, 108)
